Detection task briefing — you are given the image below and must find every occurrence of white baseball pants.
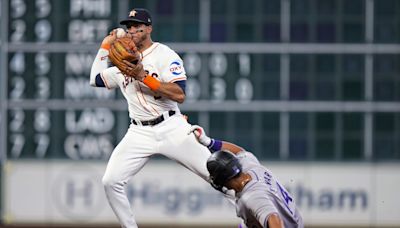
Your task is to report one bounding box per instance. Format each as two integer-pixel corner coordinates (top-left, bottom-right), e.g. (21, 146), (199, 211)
(102, 113), (212, 228)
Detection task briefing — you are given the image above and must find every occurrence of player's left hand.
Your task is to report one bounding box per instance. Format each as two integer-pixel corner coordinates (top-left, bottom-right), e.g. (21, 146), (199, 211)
(188, 125), (211, 147)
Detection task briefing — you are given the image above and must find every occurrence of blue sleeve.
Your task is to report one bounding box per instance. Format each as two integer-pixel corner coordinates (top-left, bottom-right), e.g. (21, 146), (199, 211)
(174, 80), (186, 94)
(95, 74), (106, 87)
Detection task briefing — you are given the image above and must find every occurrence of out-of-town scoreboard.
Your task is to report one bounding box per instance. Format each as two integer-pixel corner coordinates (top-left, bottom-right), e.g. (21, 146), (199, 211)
(1, 0), (399, 162)
(2, 0), (124, 160)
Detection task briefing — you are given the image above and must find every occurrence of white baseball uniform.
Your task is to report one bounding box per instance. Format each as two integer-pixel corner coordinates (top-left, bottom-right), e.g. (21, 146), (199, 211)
(90, 42), (212, 228)
(236, 151), (303, 228)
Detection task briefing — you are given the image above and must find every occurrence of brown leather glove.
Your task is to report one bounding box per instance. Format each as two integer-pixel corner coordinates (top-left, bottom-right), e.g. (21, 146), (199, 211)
(108, 37), (146, 80)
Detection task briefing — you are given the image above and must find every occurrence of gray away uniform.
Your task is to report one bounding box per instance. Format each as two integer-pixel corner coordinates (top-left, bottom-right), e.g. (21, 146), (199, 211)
(235, 151), (304, 228)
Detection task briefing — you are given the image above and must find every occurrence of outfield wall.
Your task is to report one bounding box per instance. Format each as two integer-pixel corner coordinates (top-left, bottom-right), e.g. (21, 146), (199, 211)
(3, 161), (400, 227)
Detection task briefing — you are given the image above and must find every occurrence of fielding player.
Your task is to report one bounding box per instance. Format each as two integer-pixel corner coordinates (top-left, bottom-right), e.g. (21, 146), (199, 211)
(190, 125), (304, 228)
(90, 8), (214, 228)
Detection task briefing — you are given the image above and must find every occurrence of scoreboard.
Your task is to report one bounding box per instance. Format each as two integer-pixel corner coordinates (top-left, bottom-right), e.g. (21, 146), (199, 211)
(1, 0), (400, 162)
(2, 0), (128, 160)
(1, 0), (258, 161)
(8, 0), (117, 43)
(0, 0), (250, 161)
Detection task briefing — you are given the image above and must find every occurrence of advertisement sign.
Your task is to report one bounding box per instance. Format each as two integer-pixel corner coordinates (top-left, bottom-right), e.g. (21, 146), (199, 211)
(3, 161), (400, 226)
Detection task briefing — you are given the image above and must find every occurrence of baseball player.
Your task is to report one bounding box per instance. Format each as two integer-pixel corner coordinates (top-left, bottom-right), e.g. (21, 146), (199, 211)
(89, 8), (215, 228)
(189, 125), (304, 228)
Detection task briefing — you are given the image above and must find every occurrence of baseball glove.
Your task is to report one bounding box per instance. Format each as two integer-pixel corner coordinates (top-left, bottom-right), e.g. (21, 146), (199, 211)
(108, 37), (146, 80)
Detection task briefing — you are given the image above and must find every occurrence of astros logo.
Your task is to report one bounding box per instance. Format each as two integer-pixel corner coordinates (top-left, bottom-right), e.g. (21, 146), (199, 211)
(129, 10), (137, 17)
(169, 61), (183, 76)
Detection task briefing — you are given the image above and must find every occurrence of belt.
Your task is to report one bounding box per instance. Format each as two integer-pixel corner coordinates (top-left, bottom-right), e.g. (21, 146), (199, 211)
(131, 110), (176, 126)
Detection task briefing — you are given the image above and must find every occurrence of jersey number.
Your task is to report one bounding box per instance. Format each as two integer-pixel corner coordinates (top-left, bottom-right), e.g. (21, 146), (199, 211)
(277, 182), (294, 215)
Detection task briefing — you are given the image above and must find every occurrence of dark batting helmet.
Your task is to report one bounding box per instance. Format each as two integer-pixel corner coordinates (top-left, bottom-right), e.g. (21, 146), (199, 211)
(207, 150), (242, 189)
